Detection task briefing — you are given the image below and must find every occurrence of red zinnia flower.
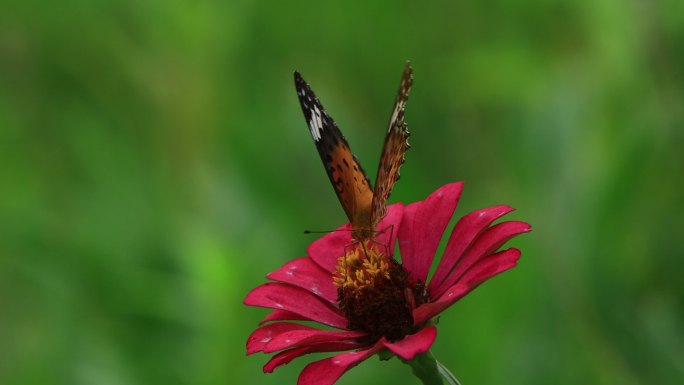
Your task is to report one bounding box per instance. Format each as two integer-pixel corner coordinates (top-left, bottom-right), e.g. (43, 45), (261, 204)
(245, 182), (531, 385)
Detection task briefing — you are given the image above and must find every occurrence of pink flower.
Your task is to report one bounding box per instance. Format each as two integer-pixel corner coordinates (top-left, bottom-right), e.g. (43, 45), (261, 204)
(245, 182), (531, 385)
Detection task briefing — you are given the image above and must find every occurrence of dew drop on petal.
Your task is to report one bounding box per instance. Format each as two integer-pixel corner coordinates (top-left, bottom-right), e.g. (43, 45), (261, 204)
(261, 337), (272, 343)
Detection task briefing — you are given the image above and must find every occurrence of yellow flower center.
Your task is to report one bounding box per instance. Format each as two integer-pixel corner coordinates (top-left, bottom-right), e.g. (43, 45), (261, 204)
(333, 242), (391, 291)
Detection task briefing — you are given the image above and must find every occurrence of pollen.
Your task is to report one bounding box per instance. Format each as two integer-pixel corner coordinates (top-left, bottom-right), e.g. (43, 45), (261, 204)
(334, 241), (429, 342)
(333, 244), (390, 290)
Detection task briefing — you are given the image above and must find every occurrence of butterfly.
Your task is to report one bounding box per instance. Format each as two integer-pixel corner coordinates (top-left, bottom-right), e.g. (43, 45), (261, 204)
(294, 62), (412, 243)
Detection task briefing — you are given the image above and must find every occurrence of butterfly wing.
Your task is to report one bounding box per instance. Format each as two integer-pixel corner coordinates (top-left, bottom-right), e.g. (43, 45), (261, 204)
(371, 62), (413, 228)
(294, 71), (374, 232)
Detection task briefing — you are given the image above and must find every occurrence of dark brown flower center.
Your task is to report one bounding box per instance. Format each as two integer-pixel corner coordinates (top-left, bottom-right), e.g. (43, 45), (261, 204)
(334, 243), (429, 342)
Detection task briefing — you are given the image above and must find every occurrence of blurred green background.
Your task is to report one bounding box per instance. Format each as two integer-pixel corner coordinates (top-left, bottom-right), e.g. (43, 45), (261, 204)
(1, 1), (683, 384)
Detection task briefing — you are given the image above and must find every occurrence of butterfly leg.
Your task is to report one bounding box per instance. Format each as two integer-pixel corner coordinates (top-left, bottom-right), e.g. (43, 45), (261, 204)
(369, 224), (395, 257)
(342, 239), (364, 279)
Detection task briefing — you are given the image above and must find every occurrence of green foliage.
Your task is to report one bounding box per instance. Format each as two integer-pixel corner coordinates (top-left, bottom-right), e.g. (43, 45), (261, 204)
(1, 1), (683, 384)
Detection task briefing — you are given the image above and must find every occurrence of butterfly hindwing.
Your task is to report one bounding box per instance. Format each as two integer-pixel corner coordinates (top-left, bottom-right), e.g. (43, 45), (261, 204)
(294, 72), (374, 230)
(371, 62), (413, 227)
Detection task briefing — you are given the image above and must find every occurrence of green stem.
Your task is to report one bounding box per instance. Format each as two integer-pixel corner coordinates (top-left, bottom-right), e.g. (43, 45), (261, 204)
(403, 350), (461, 385)
(435, 359), (461, 385)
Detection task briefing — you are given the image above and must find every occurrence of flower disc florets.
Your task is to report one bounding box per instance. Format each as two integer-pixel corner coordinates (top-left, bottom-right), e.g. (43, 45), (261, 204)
(334, 242), (429, 342)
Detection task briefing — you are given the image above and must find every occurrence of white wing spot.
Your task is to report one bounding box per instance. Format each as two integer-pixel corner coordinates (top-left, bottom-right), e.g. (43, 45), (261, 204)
(309, 105), (323, 141)
(388, 106), (401, 132)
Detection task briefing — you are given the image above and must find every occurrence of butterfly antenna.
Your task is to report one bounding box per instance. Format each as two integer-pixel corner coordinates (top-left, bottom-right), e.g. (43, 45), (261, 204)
(303, 229), (353, 234)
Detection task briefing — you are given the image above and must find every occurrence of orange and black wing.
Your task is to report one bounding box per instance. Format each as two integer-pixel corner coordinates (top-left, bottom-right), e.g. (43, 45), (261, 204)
(371, 62), (413, 227)
(294, 71), (374, 229)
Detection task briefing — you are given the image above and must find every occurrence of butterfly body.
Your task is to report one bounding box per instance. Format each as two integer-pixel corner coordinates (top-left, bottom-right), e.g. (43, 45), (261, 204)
(294, 63), (413, 242)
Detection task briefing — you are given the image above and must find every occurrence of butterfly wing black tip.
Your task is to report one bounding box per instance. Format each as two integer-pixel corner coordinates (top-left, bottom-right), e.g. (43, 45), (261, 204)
(294, 71), (306, 89)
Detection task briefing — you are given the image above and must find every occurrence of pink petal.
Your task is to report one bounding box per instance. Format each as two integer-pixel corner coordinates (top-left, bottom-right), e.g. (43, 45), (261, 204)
(430, 220), (530, 298)
(399, 183), (463, 284)
(427, 205), (515, 296)
(264, 328), (366, 353)
(382, 325), (437, 360)
(372, 203), (404, 256)
(298, 342), (384, 385)
(264, 346), (309, 373)
(307, 204), (404, 273)
(307, 223), (352, 273)
(458, 248), (522, 289)
(260, 309), (310, 325)
(247, 322), (316, 355)
(266, 257), (338, 303)
(413, 248), (521, 325)
(244, 283), (347, 329)
(263, 341), (365, 373)
(398, 203), (417, 257)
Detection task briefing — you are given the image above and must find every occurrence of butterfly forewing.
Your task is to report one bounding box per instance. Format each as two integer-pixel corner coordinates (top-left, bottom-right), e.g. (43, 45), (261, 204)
(370, 62), (413, 228)
(294, 72), (374, 230)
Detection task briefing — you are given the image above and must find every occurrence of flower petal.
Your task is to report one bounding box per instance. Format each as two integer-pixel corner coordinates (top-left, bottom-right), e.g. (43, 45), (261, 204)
(264, 346), (309, 373)
(266, 257), (338, 303)
(382, 325), (437, 360)
(414, 248), (521, 325)
(264, 328), (366, 353)
(247, 322), (316, 355)
(260, 309), (310, 325)
(307, 204), (404, 272)
(430, 219), (530, 298)
(244, 283), (347, 329)
(297, 342), (384, 385)
(263, 341), (365, 373)
(399, 183), (463, 284)
(373, 203), (404, 256)
(307, 223), (352, 273)
(427, 205), (515, 296)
